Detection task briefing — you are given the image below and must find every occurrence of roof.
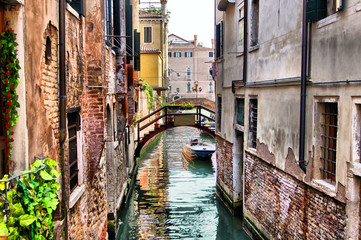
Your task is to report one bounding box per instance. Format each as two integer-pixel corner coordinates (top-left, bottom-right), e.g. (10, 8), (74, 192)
(139, 10), (163, 19)
(140, 45), (161, 54)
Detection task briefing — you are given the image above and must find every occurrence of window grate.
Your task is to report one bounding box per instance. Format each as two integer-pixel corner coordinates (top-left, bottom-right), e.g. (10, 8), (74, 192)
(249, 99), (258, 148)
(68, 111), (80, 193)
(320, 102), (337, 183)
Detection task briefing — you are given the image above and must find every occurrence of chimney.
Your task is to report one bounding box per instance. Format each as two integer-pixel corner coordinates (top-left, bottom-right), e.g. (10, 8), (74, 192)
(160, 0), (168, 17)
(211, 39), (214, 49)
(194, 35), (198, 46)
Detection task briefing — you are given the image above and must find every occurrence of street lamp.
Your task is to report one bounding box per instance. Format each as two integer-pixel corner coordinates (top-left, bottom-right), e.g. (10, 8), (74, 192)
(192, 81), (202, 105)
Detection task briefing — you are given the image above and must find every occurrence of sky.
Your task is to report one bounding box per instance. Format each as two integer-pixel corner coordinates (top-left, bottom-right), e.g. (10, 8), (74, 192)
(139, 0), (215, 48)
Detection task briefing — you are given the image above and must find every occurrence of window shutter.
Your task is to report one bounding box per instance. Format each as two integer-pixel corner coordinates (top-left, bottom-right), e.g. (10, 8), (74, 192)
(134, 30), (140, 71)
(70, 0), (85, 16)
(125, 0), (133, 63)
(216, 23), (221, 58)
(306, 0), (327, 22)
(113, 0), (121, 49)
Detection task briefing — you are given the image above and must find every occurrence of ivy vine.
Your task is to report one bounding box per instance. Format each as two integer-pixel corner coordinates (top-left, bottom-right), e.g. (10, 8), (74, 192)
(143, 81), (154, 111)
(0, 158), (60, 239)
(0, 26), (21, 161)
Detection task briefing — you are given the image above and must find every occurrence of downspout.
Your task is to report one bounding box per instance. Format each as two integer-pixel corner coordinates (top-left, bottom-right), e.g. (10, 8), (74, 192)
(243, 0), (248, 83)
(59, 0), (69, 238)
(299, 0), (307, 172)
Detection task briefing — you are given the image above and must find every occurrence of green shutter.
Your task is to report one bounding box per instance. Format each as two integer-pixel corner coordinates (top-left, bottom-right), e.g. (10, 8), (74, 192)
(134, 30), (140, 71)
(125, 0), (133, 63)
(306, 0), (327, 22)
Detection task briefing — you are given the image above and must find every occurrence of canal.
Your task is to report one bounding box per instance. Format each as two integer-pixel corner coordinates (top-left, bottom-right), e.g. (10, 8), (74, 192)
(116, 127), (251, 240)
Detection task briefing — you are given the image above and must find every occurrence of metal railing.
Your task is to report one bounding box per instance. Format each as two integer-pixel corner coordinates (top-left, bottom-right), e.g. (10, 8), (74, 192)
(0, 157), (47, 230)
(136, 105), (215, 143)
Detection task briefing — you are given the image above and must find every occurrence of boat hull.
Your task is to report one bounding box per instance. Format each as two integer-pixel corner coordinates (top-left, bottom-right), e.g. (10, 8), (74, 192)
(182, 143), (215, 160)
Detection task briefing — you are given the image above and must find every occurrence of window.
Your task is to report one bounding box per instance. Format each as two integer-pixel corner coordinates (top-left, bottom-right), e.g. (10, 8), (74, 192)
(69, 0), (85, 16)
(186, 67), (192, 80)
(168, 52), (172, 57)
(235, 98), (245, 126)
(187, 82), (191, 92)
(169, 85), (172, 92)
(250, 0), (259, 47)
(208, 82), (213, 92)
(238, 6), (244, 52)
(174, 52), (181, 58)
(176, 88), (180, 93)
(217, 96), (222, 132)
(216, 21), (223, 58)
(185, 52), (193, 57)
(45, 37), (52, 64)
(248, 98), (258, 149)
(68, 111), (81, 192)
(144, 26), (152, 43)
(208, 68), (213, 79)
(319, 102), (338, 183)
(306, 0), (344, 22)
(176, 73), (181, 78)
(209, 52), (214, 58)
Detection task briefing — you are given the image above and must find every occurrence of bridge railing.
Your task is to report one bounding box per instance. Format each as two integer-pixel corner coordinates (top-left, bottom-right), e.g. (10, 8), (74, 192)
(135, 105), (215, 143)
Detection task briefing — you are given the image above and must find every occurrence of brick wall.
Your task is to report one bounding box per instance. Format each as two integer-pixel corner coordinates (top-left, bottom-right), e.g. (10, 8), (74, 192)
(216, 136), (233, 192)
(40, 24), (60, 159)
(69, 155), (107, 240)
(245, 152), (346, 239)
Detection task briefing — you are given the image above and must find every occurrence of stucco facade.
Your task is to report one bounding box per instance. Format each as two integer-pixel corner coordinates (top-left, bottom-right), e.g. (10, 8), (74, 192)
(168, 34), (215, 102)
(215, 0), (361, 239)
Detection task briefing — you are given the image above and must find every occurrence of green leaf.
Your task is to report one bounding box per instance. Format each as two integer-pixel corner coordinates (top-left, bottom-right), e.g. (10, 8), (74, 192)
(50, 169), (60, 178)
(0, 222), (8, 236)
(40, 170), (53, 180)
(10, 203), (25, 217)
(45, 158), (58, 168)
(19, 214), (37, 227)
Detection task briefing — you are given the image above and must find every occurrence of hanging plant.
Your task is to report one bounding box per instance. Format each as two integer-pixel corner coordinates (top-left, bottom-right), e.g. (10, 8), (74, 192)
(143, 81), (154, 111)
(0, 26), (21, 160)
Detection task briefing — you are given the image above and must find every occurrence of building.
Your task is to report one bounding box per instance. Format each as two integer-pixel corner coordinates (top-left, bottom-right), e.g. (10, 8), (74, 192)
(215, 0), (361, 239)
(139, 2), (168, 93)
(168, 34), (215, 102)
(0, 0), (139, 239)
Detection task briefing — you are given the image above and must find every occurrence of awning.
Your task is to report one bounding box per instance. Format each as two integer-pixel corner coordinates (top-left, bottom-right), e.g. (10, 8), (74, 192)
(217, 0), (235, 11)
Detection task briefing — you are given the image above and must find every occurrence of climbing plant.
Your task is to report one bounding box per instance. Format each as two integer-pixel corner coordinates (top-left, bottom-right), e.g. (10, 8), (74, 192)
(143, 81), (154, 111)
(0, 158), (60, 239)
(0, 26), (21, 160)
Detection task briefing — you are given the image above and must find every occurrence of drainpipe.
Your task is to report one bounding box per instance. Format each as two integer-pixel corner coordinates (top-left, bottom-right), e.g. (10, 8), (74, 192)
(59, 0), (69, 238)
(299, 0), (307, 172)
(243, 0), (248, 83)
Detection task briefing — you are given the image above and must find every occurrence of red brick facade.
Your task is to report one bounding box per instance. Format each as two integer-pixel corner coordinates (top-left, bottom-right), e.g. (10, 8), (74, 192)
(216, 136), (233, 192)
(245, 151), (346, 239)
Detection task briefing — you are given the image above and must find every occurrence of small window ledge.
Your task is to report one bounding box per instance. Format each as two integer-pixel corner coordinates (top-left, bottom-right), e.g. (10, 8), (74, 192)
(234, 124), (244, 132)
(69, 184), (85, 209)
(351, 162), (361, 177)
(317, 14), (340, 29)
(249, 44), (259, 53)
(66, 4), (80, 20)
(312, 179), (336, 196)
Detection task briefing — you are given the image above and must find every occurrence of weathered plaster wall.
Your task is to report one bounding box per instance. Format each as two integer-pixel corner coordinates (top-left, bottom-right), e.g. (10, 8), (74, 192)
(24, 0), (59, 162)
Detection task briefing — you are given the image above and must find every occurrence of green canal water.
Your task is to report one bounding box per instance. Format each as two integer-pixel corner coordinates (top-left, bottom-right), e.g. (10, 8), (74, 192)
(116, 127), (251, 240)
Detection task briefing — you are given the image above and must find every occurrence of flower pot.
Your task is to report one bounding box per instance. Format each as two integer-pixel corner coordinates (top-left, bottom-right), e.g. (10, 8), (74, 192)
(0, 234), (9, 240)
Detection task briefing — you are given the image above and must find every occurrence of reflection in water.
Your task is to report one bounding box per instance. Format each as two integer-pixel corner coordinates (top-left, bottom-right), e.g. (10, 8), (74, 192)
(117, 127), (250, 240)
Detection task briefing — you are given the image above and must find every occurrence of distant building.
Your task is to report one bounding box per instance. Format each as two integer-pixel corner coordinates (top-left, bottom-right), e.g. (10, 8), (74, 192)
(139, 5), (168, 91)
(168, 34), (215, 102)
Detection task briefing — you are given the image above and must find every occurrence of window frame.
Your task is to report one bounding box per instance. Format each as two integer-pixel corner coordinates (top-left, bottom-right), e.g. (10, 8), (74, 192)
(248, 98), (258, 149)
(143, 26), (153, 44)
(186, 67), (192, 80)
(237, 4), (245, 53)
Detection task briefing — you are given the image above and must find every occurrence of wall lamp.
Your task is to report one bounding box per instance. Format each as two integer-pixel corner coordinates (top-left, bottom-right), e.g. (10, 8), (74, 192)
(135, 79), (146, 91)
